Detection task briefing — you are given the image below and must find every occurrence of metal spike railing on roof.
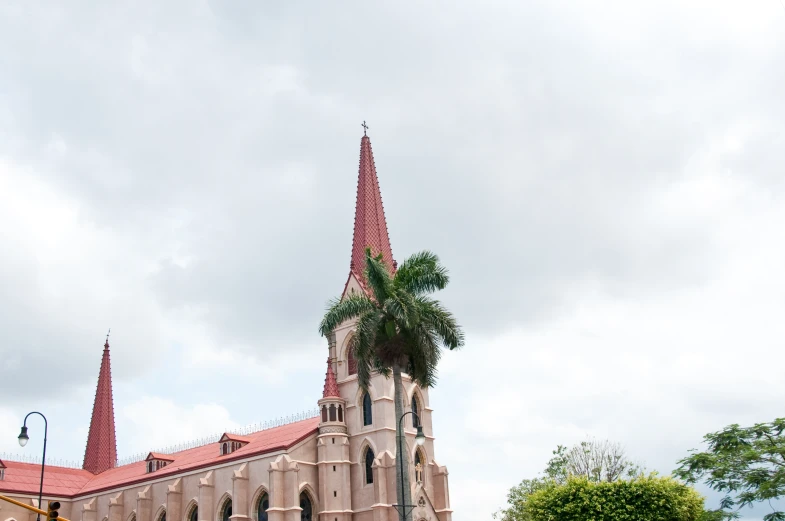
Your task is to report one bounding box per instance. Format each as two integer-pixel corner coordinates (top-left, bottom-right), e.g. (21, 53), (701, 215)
(0, 452), (82, 469)
(114, 407), (319, 467)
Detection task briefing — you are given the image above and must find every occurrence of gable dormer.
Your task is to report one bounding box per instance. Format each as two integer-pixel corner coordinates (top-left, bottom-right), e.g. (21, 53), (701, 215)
(218, 433), (250, 456)
(0, 459), (6, 480)
(145, 452), (174, 473)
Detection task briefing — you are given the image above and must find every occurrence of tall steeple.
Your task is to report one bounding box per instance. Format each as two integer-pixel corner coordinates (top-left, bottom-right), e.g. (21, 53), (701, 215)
(82, 333), (117, 474)
(349, 132), (396, 283)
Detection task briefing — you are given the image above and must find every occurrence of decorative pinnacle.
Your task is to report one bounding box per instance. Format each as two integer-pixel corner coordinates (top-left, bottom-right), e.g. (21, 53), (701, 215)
(322, 357), (340, 398)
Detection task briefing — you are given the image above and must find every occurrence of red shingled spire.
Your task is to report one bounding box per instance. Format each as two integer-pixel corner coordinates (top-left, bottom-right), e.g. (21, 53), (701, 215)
(350, 132), (395, 282)
(82, 333), (117, 474)
(322, 358), (340, 398)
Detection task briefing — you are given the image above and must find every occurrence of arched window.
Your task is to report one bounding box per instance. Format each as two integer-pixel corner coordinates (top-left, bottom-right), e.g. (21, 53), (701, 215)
(256, 493), (268, 521)
(158, 511), (166, 521)
(347, 346), (358, 375)
(222, 443), (228, 455)
(221, 499), (232, 521)
(189, 506), (198, 521)
(412, 395), (421, 428)
(364, 447), (375, 485)
(321, 406), (327, 422)
(329, 404), (336, 422)
(338, 405), (343, 422)
(362, 392), (373, 426)
(299, 492), (312, 521)
(414, 449), (425, 484)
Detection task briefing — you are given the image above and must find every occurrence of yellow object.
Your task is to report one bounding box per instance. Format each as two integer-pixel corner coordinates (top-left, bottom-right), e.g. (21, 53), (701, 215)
(0, 494), (71, 521)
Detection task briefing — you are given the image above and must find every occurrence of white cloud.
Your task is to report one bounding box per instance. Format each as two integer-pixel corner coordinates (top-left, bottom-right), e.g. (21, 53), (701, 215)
(118, 397), (241, 457)
(434, 165), (785, 519)
(1, 2), (784, 520)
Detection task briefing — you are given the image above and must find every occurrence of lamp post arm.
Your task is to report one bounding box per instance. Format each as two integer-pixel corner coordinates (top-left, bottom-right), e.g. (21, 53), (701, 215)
(22, 411), (48, 521)
(396, 411), (422, 521)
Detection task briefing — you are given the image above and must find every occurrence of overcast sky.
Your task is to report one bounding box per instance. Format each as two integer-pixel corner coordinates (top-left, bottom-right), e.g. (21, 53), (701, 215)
(1, 1), (784, 520)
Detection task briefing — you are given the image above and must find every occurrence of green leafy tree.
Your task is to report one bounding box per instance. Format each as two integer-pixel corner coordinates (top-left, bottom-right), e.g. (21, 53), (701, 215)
(496, 441), (719, 521)
(524, 476), (708, 521)
(318, 249), (464, 521)
(674, 418), (785, 521)
(494, 440), (644, 520)
(493, 478), (551, 521)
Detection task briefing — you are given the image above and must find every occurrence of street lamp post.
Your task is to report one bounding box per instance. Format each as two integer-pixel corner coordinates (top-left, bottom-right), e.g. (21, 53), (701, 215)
(18, 411), (48, 521)
(394, 411), (426, 521)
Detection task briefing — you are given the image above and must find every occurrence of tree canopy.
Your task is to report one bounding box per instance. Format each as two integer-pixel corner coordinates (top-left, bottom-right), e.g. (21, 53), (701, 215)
(523, 476), (709, 521)
(495, 439), (720, 521)
(495, 439), (644, 521)
(545, 438), (645, 484)
(674, 417), (785, 521)
(318, 248), (464, 391)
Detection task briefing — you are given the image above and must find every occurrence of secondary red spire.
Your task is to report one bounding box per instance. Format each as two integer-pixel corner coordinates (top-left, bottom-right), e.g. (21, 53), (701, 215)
(82, 332), (117, 474)
(350, 132), (395, 281)
(322, 358), (340, 398)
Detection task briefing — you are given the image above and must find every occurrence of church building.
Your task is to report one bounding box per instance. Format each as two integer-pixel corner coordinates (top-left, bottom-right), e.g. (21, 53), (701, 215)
(0, 134), (453, 521)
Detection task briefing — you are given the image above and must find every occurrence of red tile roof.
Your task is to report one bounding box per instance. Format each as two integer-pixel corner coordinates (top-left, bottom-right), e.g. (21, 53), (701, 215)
(322, 358), (340, 398)
(350, 134), (396, 285)
(79, 418), (319, 495)
(0, 461), (93, 497)
(0, 418), (319, 498)
(82, 337), (117, 475)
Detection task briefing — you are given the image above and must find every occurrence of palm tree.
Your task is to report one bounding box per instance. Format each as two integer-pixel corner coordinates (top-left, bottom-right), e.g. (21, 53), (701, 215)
(319, 248), (464, 520)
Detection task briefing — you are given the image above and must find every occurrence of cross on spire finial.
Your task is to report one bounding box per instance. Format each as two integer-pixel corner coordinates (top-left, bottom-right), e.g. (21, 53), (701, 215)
(361, 120), (369, 136)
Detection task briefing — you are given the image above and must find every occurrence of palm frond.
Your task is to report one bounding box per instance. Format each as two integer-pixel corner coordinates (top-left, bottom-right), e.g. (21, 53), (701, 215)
(354, 310), (382, 391)
(364, 248), (393, 304)
(382, 288), (419, 330)
(403, 325), (441, 388)
(394, 250), (450, 295)
(318, 294), (376, 336)
(373, 357), (392, 378)
(318, 249), (464, 395)
(415, 296), (465, 349)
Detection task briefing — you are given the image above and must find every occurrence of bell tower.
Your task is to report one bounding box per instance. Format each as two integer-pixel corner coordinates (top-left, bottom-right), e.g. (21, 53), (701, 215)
(320, 131), (452, 521)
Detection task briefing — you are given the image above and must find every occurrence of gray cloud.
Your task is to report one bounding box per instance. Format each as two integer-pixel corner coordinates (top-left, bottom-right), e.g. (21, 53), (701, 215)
(1, 2), (784, 519)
